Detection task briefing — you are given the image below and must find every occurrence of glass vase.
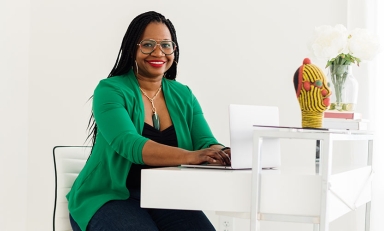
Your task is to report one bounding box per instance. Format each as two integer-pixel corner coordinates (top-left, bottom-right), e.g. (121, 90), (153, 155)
(328, 65), (358, 111)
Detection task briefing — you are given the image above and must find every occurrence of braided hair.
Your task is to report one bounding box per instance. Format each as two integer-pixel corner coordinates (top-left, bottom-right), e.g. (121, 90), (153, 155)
(87, 11), (180, 146)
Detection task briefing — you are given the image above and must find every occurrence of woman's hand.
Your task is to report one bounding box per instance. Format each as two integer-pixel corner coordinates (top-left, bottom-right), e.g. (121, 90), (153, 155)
(186, 148), (231, 166)
(222, 148), (231, 160)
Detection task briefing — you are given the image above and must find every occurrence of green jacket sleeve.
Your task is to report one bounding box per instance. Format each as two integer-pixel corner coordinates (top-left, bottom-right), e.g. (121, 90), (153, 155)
(93, 79), (148, 164)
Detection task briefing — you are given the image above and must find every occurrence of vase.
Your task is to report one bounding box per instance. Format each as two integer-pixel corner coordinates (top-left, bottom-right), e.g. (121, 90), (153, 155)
(328, 65), (359, 111)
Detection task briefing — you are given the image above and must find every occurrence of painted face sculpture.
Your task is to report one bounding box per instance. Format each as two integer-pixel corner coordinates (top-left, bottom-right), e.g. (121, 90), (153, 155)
(293, 58), (331, 128)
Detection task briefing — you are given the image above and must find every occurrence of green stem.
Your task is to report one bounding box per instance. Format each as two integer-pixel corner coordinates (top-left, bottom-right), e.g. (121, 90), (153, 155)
(330, 65), (349, 107)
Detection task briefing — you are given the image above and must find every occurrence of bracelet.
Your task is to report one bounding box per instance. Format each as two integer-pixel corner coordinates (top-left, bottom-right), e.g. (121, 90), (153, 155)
(221, 147), (230, 151)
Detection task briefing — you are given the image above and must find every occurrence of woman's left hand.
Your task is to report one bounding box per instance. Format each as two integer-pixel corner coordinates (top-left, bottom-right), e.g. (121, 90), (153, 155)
(222, 148), (231, 160)
(209, 145), (231, 165)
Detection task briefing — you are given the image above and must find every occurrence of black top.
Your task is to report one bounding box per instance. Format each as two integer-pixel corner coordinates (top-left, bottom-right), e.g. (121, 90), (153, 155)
(126, 123), (178, 190)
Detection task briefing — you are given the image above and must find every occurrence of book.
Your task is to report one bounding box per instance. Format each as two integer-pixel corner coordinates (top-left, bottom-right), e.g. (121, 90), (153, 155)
(322, 118), (368, 130)
(324, 111), (363, 120)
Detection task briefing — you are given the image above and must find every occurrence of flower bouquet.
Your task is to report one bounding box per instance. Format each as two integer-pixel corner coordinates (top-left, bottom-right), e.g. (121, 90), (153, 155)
(308, 24), (380, 111)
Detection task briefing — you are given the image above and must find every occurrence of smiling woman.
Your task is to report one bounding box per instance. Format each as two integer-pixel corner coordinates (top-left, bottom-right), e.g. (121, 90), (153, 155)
(134, 22), (176, 130)
(65, 11), (231, 231)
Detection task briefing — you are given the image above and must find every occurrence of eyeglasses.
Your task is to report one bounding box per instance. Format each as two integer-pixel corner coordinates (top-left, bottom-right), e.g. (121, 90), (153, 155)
(137, 39), (177, 55)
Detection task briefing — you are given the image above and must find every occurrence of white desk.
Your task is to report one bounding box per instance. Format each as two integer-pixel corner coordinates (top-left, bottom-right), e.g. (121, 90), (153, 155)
(141, 167), (253, 213)
(141, 129), (374, 231)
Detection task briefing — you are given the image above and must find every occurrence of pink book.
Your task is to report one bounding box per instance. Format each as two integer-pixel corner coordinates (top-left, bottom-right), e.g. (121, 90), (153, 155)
(323, 111), (363, 120)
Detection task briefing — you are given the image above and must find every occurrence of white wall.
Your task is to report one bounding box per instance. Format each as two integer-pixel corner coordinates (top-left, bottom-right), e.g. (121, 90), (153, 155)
(1, 0), (382, 230)
(0, 0), (30, 230)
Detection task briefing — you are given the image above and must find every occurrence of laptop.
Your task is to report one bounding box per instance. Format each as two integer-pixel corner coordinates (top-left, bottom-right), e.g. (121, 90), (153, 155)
(181, 104), (281, 170)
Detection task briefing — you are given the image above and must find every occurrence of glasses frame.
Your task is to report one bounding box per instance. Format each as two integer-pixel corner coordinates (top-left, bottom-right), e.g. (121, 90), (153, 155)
(137, 39), (177, 55)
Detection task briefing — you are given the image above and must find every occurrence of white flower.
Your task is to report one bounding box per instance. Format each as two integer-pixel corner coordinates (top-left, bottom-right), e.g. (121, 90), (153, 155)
(348, 28), (380, 61)
(308, 24), (380, 67)
(309, 24), (348, 61)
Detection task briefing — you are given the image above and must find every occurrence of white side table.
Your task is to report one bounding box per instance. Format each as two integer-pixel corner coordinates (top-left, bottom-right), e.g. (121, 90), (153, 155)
(251, 128), (374, 231)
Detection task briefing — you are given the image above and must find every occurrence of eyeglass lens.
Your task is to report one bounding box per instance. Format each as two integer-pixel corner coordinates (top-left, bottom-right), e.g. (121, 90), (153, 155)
(139, 40), (176, 55)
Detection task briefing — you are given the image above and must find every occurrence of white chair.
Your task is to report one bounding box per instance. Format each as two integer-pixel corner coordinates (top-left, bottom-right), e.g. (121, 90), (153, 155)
(53, 146), (91, 231)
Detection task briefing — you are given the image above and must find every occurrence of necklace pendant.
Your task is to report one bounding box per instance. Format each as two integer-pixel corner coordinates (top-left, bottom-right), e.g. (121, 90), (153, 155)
(152, 113), (160, 130)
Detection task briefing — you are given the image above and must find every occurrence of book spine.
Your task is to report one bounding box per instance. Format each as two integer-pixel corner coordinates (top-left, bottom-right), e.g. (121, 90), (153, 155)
(324, 112), (362, 120)
(323, 118), (369, 123)
(322, 121), (368, 130)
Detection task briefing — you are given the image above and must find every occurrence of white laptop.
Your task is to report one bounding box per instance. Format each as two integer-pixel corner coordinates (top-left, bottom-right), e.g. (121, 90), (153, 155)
(181, 104), (281, 170)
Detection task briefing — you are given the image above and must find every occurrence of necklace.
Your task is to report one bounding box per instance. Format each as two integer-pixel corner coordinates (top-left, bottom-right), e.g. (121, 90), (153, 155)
(139, 86), (162, 130)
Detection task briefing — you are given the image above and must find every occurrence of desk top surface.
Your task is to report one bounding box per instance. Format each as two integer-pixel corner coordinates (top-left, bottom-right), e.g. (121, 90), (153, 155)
(253, 126), (374, 140)
(253, 125), (373, 135)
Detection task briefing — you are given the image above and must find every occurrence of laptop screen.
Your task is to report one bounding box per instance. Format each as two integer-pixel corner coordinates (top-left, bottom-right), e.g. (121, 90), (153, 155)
(229, 104), (281, 169)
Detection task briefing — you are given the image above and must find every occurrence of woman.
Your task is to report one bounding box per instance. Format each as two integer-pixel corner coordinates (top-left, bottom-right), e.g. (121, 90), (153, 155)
(67, 11), (231, 231)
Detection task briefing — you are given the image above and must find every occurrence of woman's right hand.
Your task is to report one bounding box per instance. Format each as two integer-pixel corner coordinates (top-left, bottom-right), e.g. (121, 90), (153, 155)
(186, 148), (231, 166)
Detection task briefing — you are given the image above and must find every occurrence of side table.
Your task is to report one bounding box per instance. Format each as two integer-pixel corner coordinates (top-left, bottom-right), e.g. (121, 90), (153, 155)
(251, 128), (374, 231)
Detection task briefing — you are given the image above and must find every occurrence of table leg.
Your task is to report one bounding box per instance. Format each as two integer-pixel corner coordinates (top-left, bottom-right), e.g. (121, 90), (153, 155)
(251, 134), (263, 231)
(319, 137), (332, 231)
(365, 202), (371, 231)
(365, 139), (373, 231)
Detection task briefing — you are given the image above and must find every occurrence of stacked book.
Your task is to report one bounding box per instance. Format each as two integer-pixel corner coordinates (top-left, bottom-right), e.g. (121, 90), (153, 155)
(322, 111), (368, 130)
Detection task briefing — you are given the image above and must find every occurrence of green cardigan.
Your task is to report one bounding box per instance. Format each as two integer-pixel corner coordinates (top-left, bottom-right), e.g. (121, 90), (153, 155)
(66, 70), (221, 231)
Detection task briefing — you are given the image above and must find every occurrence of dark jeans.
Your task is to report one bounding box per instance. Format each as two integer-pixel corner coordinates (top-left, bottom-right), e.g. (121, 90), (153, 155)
(69, 188), (216, 231)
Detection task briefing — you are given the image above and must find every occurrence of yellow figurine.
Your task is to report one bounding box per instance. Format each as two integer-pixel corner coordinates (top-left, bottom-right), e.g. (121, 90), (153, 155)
(293, 58), (332, 128)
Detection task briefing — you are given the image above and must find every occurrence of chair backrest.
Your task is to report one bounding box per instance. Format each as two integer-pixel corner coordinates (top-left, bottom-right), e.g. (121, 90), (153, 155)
(53, 146), (91, 231)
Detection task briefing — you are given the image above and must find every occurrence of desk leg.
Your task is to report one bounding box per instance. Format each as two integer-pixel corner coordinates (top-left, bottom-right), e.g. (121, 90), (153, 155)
(319, 137), (332, 231)
(365, 140), (373, 231)
(251, 134), (263, 231)
(365, 202), (371, 231)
